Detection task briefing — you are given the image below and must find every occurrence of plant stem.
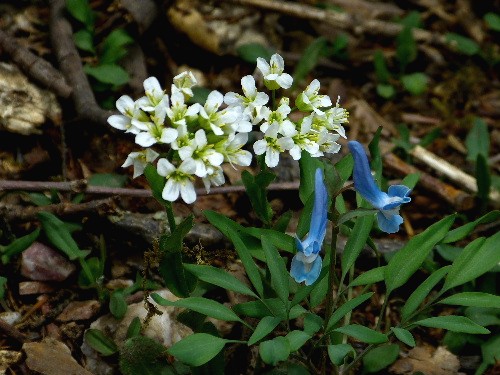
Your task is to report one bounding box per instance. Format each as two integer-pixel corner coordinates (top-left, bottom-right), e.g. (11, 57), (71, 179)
(375, 292), (390, 331)
(324, 219), (339, 324)
(164, 201), (177, 232)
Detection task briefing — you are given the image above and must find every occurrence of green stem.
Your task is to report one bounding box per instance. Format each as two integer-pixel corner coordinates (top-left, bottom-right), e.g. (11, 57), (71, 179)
(324, 218), (339, 325)
(375, 293), (390, 331)
(164, 201), (177, 232)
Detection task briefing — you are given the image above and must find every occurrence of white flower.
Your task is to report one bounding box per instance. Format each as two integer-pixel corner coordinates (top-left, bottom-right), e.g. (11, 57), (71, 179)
(322, 97), (349, 138)
(202, 165), (225, 193)
(199, 90), (241, 135)
(166, 91), (200, 127)
(134, 97), (178, 147)
(122, 149), (160, 178)
(253, 123), (294, 168)
(136, 77), (168, 112)
(108, 95), (148, 134)
(157, 158), (197, 204)
(224, 75), (269, 124)
(289, 118), (320, 160)
(260, 98), (295, 137)
(172, 71), (198, 100)
(316, 129), (341, 156)
(295, 79), (332, 115)
(182, 129), (224, 178)
(256, 53), (293, 90)
(219, 132), (252, 167)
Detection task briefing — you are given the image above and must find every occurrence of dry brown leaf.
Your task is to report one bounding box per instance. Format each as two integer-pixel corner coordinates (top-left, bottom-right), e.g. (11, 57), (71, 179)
(390, 345), (464, 375)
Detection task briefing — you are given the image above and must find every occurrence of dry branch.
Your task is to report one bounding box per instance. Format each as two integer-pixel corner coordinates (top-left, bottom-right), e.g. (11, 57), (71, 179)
(0, 29), (72, 98)
(49, 0), (115, 125)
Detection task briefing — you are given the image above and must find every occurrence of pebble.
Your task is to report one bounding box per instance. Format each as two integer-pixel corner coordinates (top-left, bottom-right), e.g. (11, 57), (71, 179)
(19, 281), (55, 295)
(57, 300), (101, 322)
(21, 242), (76, 281)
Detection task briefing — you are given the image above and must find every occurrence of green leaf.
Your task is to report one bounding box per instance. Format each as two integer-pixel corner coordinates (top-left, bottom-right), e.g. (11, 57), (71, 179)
(0, 276), (7, 299)
(1, 228), (40, 265)
(285, 330), (310, 352)
(299, 151), (324, 205)
(261, 235), (289, 304)
(333, 324), (388, 344)
(241, 170), (275, 225)
(413, 316), (490, 334)
(248, 317), (281, 345)
(484, 12), (500, 31)
(401, 73), (428, 95)
(126, 317), (141, 339)
(465, 307), (500, 327)
(363, 344), (400, 373)
(273, 210), (293, 233)
(66, 0), (94, 29)
(205, 211), (264, 297)
(466, 117), (490, 161)
(326, 293), (373, 332)
(110, 291), (128, 320)
(73, 29), (95, 53)
(390, 327), (415, 347)
(337, 208), (376, 226)
(439, 292), (500, 309)
(293, 37), (328, 86)
(385, 215), (456, 294)
(84, 64), (129, 85)
(119, 336), (169, 375)
(376, 84), (396, 99)
(38, 212), (89, 260)
(245, 228), (294, 253)
(446, 33), (480, 55)
(442, 210), (499, 243)
(368, 127), (383, 183)
(296, 192), (315, 239)
(396, 25), (417, 71)
(28, 192), (53, 206)
(476, 154), (491, 202)
(168, 333), (229, 367)
(236, 43), (273, 63)
(341, 215), (375, 279)
(350, 266), (386, 287)
(99, 29), (133, 65)
(399, 11), (422, 28)
(259, 337), (290, 366)
(401, 266), (450, 321)
(309, 269), (329, 308)
(183, 264), (257, 298)
(188, 86), (211, 105)
(234, 298), (305, 320)
(373, 50), (391, 83)
(401, 173), (420, 190)
(303, 313), (323, 335)
(151, 294), (243, 323)
(88, 173), (127, 187)
(443, 232), (500, 291)
(144, 164), (167, 205)
(328, 344), (355, 366)
(84, 329), (118, 356)
(480, 335), (500, 374)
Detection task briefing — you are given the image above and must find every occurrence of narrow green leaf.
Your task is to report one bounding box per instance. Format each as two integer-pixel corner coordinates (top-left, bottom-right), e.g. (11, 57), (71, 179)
(110, 291), (128, 320)
(183, 264), (257, 298)
(396, 25), (417, 71)
(373, 50), (391, 83)
(261, 235), (290, 304)
(484, 12), (500, 31)
(296, 192), (315, 239)
(304, 313), (323, 335)
(363, 344), (400, 373)
(466, 117), (490, 161)
(333, 324), (388, 344)
(99, 29), (133, 65)
(401, 73), (428, 95)
(241, 170), (274, 225)
(0, 276), (7, 299)
(337, 209), (376, 226)
(66, 0), (94, 29)
(413, 316), (490, 334)
(293, 37), (328, 86)
(350, 266), (386, 287)
(401, 266), (450, 321)
(442, 210), (499, 243)
(168, 333), (228, 367)
(84, 64), (129, 86)
(328, 344), (355, 366)
(73, 29), (95, 53)
(443, 232), (500, 291)
(245, 228), (294, 253)
(341, 215), (375, 279)
(236, 43), (273, 63)
(446, 32), (480, 55)
(151, 295), (242, 323)
(385, 215), (456, 294)
(299, 151), (323, 204)
(126, 317), (141, 339)
(84, 329), (118, 356)
(1, 228), (40, 264)
(285, 330), (310, 352)
(38, 211), (89, 260)
(439, 292), (500, 309)
(390, 327), (416, 347)
(259, 337), (290, 366)
(248, 317), (281, 345)
(88, 173), (127, 188)
(476, 154), (491, 202)
(326, 293), (373, 332)
(144, 164), (167, 205)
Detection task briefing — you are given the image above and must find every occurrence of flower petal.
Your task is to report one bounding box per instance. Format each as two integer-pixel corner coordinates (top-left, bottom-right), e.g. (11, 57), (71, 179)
(377, 210), (403, 234)
(180, 181), (196, 204)
(156, 158), (175, 177)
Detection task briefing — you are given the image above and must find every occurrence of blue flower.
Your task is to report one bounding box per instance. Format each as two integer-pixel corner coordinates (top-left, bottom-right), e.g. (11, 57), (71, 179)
(348, 141), (411, 234)
(290, 168), (328, 285)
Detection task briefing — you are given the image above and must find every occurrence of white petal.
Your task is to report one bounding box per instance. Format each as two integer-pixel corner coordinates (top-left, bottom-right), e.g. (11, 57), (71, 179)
(234, 150), (252, 166)
(194, 129), (207, 147)
(135, 132), (156, 147)
(207, 151), (224, 166)
(162, 178), (180, 202)
(160, 128), (178, 144)
(276, 73), (293, 89)
(108, 115), (129, 130)
(265, 149), (279, 167)
(145, 148), (160, 162)
(224, 92), (240, 106)
(156, 158), (175, 177)
(116, 95), (134, 114)
(271, 54), (285, 70)
(256, 57), (270, 75)
(254, 92), (269, 106)
(143, 77), (161, 94)
(253, 139), (267, 155)
(241, 75), (256, 97)
(180, 181), (196, 204)
(205, 91), (223, 112)
(135, 97), (154, 112)
(289, 146), (302, 160)
(179, 158), (197, 174)
(306, 79), (320, 95)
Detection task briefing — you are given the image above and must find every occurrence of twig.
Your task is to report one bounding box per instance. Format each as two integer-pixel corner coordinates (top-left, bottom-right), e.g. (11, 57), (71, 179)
(0, 29), (72, 98)
(0, 318), (27, 344)
(410, 145), (500, 206)
(0, 179), (300, 197)
(0, 197), (118, 223)
(218, 0), (448, 46)
(382, 152), (475, 211)
(49, 0), (115, 125)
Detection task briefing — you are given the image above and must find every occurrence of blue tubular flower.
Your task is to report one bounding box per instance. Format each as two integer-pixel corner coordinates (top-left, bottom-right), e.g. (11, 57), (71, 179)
(290, 168), (328, 285)
(348, 141), (411, 234)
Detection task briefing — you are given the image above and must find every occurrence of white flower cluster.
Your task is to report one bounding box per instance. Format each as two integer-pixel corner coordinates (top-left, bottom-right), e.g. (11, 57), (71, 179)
(108, 54), (349, 204)
(108, 71), (252, 204)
